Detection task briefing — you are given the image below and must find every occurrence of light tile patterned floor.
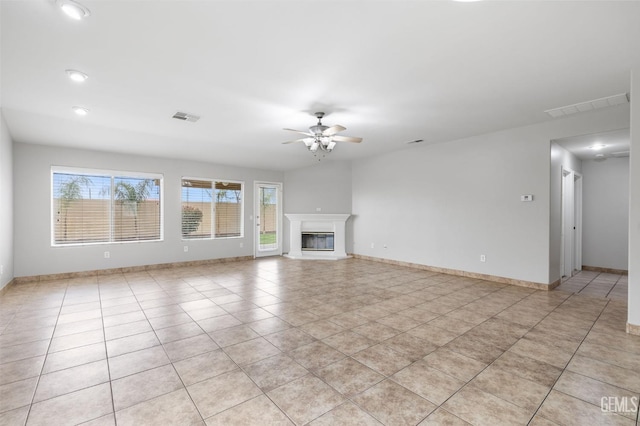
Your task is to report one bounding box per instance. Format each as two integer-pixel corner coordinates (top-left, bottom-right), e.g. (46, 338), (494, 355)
(0, 258), (638, 425)
(557, 270), (628, 301)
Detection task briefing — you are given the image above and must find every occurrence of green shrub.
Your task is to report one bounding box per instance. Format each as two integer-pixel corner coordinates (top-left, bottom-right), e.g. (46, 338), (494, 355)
(182, 206), (203, 235)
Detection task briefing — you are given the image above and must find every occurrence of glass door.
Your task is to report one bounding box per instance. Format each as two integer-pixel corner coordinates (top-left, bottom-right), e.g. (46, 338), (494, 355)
(254, 182), (282, 257)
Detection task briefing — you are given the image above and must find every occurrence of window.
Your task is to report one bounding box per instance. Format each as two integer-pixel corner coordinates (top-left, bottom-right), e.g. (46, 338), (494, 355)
(52, 168), (162, 245)
(182, 178), (243, 239)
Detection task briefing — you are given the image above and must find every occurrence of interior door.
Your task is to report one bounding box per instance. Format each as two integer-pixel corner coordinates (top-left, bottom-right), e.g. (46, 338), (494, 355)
(561, 168), (575, 278)
(573, 173), (583, 273)
(254, 182), (282, 258)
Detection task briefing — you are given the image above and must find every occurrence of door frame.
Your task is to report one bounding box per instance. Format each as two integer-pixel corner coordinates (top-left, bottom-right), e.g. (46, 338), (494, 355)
(254, 181), (283, 258)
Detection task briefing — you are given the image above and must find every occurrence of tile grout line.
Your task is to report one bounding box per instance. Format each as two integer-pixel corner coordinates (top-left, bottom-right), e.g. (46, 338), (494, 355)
(98, 279), (118, 426)
(525, 296), (612, 424)
(23, 282), (69, 425)
(123, 273), (207, 424)
(405, 285), (572, 425)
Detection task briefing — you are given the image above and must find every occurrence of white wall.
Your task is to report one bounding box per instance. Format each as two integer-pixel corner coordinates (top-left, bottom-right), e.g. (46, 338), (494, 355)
(13, 143), (283, 277)
(549, 142), (582, 281)
(0, 111), (14, 289)
(629, 70), (640, 329)
(581, 157), (629, 270)
(352, 106), (629, 286)
(283, 160), (352, 253)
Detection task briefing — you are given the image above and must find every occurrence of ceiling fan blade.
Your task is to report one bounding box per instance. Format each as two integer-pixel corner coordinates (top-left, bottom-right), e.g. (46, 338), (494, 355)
(282, 137), (314, 145)
(332, 135), (363, 143)
(283, 128), (314, 137)
(322, 125), (346, 136)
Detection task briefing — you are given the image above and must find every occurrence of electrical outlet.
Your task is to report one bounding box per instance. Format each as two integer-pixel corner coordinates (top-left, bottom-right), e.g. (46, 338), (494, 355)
(104, 251), (110, 259)
(316, 207), (322, 212)
(383, 244), (387, 249)
(239, 242), (244, 248)
(184, 246), (189, 253)
(480, 254), (486, 262)
(0, 265), (3, 275)
(371, 243), (375, 249)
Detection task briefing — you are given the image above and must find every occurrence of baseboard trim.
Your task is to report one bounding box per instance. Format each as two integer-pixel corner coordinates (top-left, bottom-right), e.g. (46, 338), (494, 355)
(12, 256), (254, 284)
(351, 254), (559, 291)
(0, 278), (16, 296)
(627, 323), (640, 336)
(582, 265), (628, 275)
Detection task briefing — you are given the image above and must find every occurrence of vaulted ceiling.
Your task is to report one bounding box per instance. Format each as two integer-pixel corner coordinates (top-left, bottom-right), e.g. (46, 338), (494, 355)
(2, 1), (639, 170)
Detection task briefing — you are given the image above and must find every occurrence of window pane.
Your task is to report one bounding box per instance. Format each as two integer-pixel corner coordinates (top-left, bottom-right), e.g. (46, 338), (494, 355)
(259, 186), (277, 250)
(53, 169), (163, 246)
(182, 179), (212, 239)
(53, 173), (111, 244)
(214, 182), (242, 238)
(113, 177), (161, 242)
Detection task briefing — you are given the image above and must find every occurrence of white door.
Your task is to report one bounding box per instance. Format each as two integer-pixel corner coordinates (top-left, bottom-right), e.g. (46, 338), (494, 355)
(254, 182), (282, 258)
(573, 173), (583, 273)
(561, 168), (581, 278)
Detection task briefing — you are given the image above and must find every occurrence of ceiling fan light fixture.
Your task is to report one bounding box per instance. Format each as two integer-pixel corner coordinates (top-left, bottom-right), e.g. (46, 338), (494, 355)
(283, 111), (362, 159)
(58, 0), (91, 20)
(589, 144), (607, 150)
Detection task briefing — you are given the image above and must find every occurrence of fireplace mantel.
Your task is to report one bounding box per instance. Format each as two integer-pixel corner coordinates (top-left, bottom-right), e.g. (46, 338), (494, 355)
(284, 214), (350, 260)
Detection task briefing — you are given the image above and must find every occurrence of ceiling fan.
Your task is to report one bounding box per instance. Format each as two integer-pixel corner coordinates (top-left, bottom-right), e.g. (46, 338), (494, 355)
(282, 112), (362, 154)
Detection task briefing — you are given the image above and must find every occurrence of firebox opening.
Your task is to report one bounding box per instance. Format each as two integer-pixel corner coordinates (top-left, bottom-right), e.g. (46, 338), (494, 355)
(301, 232), (334, 251)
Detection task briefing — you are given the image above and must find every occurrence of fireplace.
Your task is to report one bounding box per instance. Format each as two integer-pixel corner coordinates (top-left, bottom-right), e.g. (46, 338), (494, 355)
(284, 214), (350, 260)
(302, 232), (335, 251)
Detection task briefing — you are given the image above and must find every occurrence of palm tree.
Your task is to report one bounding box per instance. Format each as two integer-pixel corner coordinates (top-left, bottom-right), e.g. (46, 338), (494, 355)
(260, 187), (276, 234)
(114, 179), (154, 238)
(58, 176), (92, 241)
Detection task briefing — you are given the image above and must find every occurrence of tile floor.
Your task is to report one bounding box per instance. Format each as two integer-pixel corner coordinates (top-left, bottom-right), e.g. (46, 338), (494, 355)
(557, 270), (628, 301)
(0, 258), (639, 425)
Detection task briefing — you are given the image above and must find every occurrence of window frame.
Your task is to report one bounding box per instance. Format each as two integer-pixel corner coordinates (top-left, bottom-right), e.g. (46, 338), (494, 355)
(181, 176), (244, 241)
(51, 166), (164, 247)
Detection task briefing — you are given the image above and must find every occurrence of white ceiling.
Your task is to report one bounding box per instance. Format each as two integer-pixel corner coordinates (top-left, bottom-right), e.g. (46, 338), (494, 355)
(554, 128), (630, 161)
(2, 1), (639, 171)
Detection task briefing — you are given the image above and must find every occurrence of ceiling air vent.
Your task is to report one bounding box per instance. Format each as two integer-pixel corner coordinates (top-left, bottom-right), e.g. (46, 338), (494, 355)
(545, 93), (629, 118)
(611, 151), (630, 158)
(172, 111), (200, 122)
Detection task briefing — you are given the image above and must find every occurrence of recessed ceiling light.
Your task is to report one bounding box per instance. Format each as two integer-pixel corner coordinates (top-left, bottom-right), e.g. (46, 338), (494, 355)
(57, 0), (91, 20)
(589, 144), (607, 151)
(72, 106), (90, 116)
(65, 69), (88, 83)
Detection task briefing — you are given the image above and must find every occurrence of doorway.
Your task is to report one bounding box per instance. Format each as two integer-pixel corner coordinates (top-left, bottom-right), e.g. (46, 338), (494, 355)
(254, 182), (282, 258)
(561, 167), (583, 278)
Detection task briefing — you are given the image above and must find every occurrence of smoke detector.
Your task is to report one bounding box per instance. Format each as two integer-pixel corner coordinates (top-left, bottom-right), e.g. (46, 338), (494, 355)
(172, 112), (200, 123)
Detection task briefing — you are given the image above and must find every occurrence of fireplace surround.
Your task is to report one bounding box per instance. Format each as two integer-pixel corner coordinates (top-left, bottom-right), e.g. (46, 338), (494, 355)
(284, 214), (350, 260)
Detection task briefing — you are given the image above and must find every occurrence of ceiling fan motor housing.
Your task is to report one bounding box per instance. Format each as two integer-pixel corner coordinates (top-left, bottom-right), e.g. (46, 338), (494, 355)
(310, 124), (329, 135)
